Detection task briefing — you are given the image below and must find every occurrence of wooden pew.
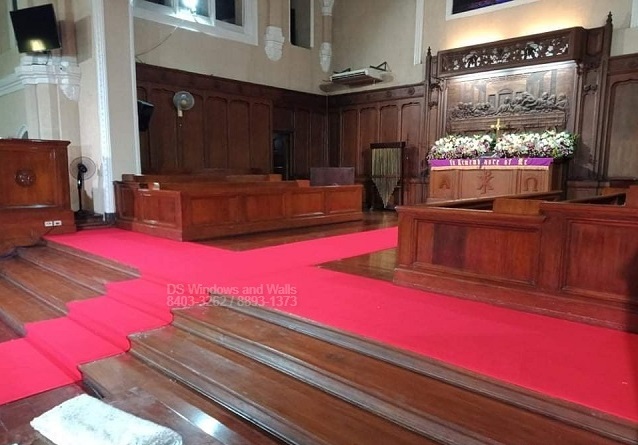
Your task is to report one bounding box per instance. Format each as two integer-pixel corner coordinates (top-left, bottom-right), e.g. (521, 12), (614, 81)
(425, 190), (563, 210)
(121, 172), (282, 184)
(114, 178), (363, 241)
(394, 187), (638, 332)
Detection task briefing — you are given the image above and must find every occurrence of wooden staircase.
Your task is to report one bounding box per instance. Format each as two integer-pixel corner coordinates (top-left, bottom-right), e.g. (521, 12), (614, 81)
(0, 241), (137, 336)
(0, 241), (634, 444)
(81, 302), (637, 445)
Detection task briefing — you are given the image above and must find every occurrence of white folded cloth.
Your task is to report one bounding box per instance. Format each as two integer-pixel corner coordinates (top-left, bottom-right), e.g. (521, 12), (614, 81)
(30, 394), (183, 445)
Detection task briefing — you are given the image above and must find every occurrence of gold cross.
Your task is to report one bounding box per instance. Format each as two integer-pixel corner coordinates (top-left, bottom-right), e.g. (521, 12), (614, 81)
(490, 118), (503, 139)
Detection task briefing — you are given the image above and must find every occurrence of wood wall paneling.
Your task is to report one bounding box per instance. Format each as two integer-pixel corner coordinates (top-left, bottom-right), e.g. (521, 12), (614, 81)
(328, 84), (426, 204)
(400, 101), (423, 177)
(273, 107), (294, 132)
(250, 102), (272, 173)
(310, 111), (326, 168)
(341, 109), (359, 169)
(605, 77), (638, 178)
(228, 100), (251, 170)
(379, 105), (399, 142)
(180, 92), (206, 171)
(328, 111), (341, 167)
(148, 88), (179, 172)
(137, 64), (323, 177)
(293, 109), (311, 178)
(137, 87), (151, 173)
(359, 107), (379, 177)
(206, 96), (230, 168)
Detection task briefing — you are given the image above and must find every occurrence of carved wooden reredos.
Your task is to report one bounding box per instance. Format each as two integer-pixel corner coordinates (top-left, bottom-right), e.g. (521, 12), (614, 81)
(425, 15), (612, 181)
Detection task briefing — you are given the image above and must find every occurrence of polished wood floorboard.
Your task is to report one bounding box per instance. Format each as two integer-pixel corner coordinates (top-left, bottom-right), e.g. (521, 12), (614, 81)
(201, 211), (397, 251)
(319, 248), (397, 282)
(0, 384), (85, 444)
(0, 318), (19, 342)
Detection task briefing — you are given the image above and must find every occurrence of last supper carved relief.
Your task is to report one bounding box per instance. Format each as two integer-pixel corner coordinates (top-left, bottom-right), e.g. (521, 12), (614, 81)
(444, 63), (577, 135)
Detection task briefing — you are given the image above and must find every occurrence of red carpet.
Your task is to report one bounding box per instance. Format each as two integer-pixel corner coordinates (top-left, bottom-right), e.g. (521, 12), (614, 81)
(0, 340), (75, 403)
(2, 226), (638, 423)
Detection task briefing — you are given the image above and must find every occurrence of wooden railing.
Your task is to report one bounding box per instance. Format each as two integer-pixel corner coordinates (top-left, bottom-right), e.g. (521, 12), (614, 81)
(394, 186), (638, 332)
(114, 177), (363, 241)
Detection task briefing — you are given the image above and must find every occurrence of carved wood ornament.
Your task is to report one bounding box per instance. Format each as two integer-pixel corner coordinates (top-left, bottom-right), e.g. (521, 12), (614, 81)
(15, 169), (36, 187)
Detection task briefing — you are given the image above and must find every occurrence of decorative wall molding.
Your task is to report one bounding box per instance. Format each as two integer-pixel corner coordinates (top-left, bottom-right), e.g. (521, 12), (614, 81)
(0, 73), (22, 97)
(15, 124), (28, 139)
(2, 56), (81, 101)
(320, 42), (332, 72)
(321, 0), (335, 16)
(265, 25), (285, 61)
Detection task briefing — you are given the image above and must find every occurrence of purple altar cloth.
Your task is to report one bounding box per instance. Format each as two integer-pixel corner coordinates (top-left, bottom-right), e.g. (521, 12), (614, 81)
(429, 157), (554, 168)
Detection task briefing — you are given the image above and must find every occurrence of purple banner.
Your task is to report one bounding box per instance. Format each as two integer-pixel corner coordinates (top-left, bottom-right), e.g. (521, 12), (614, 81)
(429, 157), (554, 168)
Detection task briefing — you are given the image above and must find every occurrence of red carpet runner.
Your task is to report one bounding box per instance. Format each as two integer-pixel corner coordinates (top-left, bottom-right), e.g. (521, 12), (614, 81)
(1, 227), (637, 423)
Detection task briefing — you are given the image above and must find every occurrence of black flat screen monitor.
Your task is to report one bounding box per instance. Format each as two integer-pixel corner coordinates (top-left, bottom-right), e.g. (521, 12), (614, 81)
(10, 4), (61, 54)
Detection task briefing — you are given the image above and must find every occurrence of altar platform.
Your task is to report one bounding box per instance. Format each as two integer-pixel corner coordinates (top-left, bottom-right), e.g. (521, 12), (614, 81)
(427, 157), (567, 202)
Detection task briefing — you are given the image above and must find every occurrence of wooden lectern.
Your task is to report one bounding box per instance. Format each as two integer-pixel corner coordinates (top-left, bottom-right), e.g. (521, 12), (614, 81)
(0, 139), (76, 254)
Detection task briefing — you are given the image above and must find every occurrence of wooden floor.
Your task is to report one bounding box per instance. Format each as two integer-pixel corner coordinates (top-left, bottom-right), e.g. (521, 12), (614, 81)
(0, 384), (86, 445)
(201, 210), (397, 250)
(320, 248), (397, 282)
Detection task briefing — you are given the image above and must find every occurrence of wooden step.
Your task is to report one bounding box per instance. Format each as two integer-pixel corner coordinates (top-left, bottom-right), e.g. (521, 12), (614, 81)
(16, 245), (136, 293)
(130, 326), (436, 445)
(0, 279), (61, 335)
(0, 317), (19, 342)
(0, 257), (99, 312)
(81, 353), (285, 445)
(173, 303), (634, 445)
(103, 388), (222, 445)
(45, 240), (138, 277)
(173, 306), (499, 445)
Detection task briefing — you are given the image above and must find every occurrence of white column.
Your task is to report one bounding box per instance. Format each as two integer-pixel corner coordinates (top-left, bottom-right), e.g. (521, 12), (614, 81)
(91, 0), (114, 214)
(319, 0), (334, 73)
(414, 0), (424, 65)
(631, 0), (638, 28)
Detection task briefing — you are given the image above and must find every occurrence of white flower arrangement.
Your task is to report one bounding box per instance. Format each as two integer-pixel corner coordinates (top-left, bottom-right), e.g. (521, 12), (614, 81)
(428, 130), (576, 160)
(427, 134), (494, 160)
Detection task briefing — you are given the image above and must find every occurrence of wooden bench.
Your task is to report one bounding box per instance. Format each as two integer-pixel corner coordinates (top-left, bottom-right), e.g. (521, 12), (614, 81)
(425, 190), (563, 210)
(394, 186), (638, 332)
(114, 177), (363, 241)
(121, 172), (282, 184)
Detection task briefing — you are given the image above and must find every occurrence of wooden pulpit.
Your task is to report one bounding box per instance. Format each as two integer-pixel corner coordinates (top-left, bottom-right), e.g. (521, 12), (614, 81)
(0, 139), (76, 253)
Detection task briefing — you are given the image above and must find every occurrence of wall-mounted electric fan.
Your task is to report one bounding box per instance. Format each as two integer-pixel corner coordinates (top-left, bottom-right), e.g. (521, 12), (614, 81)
(173, 91), (194, 117)
(70, 156), (96, 217)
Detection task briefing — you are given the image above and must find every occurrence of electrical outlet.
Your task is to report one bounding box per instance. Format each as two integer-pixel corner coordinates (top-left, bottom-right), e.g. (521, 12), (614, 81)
(53, 220), (62, 226)
(44, 221), (53, 227)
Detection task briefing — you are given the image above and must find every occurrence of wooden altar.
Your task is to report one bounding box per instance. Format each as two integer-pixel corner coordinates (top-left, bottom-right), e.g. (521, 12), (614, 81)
(427, 157), (566, 202)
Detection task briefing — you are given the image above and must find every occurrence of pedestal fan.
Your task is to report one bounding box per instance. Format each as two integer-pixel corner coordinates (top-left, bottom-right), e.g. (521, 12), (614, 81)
(70, 156), (96, 218)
